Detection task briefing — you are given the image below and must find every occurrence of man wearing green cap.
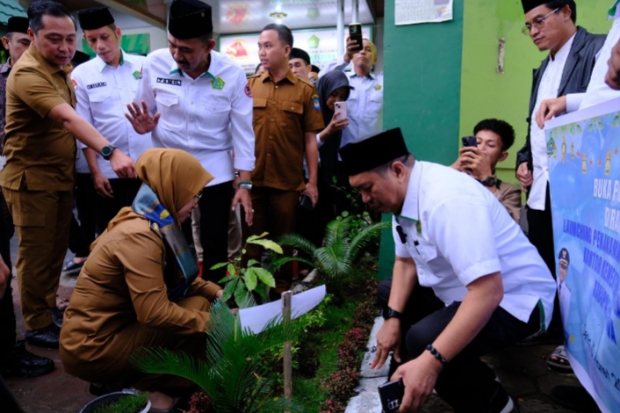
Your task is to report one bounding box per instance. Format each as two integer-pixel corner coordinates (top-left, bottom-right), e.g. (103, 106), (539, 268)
(340, 128), (556, 413)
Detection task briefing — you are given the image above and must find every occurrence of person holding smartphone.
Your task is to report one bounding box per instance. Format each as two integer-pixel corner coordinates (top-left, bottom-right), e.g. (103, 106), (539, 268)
(451, 119), (521, 222)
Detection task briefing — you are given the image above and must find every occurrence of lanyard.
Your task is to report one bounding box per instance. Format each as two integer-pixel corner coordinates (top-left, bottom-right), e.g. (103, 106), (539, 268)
(609, 0), (620, 19)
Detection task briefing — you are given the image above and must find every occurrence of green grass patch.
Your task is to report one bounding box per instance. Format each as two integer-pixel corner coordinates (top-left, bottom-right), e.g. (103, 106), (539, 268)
(91, 392), (149, 413)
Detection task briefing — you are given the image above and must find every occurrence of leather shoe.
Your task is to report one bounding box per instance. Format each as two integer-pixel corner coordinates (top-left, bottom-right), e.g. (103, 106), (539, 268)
(25, 323), (60, 348)
(0, 340), (55, 378)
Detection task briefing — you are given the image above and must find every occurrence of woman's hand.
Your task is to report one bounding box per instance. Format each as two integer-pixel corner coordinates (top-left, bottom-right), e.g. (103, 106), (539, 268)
(322, 112), (349, 140)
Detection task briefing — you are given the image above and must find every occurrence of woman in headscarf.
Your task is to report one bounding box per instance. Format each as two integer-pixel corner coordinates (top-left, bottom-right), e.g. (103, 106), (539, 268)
(60, 148), (221, 412)
(315, 70), (354, 227)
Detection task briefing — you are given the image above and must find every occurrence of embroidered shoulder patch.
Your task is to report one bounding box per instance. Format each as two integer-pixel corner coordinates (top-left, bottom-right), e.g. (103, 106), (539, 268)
(244, 82), (252, 97)
(374, 84), (382, 91)
(133, 69), (142, 80)
(71, 79), (77, 87)
(312, 94), (320, 111)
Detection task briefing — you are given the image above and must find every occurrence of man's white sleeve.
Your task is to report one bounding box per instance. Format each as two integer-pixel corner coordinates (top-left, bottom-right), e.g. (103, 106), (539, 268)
(230, 71), (255, 172)
(392, 217), (411, 258)
(71, 69), (94, 150)
(427, 198), (501, 286)
(566, 93), (585, 113)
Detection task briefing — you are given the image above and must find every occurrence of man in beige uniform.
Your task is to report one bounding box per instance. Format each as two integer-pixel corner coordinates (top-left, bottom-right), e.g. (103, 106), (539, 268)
(0, 0), (134, 348)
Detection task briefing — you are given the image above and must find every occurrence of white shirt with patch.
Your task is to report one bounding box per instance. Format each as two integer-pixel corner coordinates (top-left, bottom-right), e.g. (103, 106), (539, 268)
(135, 49), (255, 186)
(72, 50), (152, 179)
(340, 71), (383, 148)
(393, 161), (556, 329)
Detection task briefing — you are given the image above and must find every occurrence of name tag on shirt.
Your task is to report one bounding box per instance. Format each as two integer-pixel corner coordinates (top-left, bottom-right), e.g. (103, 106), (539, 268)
(87, 82), (107, 90)
(157, 78), (182, 86)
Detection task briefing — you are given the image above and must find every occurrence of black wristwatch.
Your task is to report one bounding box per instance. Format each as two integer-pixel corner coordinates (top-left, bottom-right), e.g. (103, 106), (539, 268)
(101, 144), (116, 161)
(382, 306), (403, 321)
(479, 176), (497, 188)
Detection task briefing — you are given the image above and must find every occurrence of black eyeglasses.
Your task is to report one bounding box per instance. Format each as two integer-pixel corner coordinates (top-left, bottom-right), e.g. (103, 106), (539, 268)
(522, 8), (559, 35)
(195, 192), (203, 203)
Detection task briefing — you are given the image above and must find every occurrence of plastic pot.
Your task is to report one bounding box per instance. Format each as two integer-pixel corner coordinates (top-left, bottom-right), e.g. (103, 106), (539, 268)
(79, 389), (151, 413)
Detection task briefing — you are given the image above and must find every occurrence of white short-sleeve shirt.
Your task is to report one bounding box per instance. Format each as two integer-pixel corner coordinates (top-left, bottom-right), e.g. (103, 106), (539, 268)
(71, 50), (152, 179)
(135, 49), (255, 186)
(393, 161), (556, 329)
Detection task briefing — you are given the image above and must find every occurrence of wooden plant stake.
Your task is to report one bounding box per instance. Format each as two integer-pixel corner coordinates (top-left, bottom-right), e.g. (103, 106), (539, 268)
(282, 291), (293, 408)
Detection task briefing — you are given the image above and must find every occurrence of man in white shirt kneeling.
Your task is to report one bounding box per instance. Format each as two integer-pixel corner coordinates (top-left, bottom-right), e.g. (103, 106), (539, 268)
(340, 128), (556, 413)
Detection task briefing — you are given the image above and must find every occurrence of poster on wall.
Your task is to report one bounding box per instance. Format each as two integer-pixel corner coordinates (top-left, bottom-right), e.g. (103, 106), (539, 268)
(394, 0), (453, 25)
(82, 33), (151, 57)
(546, 98), (620, 413)
(219, 26), (372, 75)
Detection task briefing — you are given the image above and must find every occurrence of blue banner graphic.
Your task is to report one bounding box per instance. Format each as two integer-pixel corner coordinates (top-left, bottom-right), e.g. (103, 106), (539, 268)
(547, 99), (620, 413)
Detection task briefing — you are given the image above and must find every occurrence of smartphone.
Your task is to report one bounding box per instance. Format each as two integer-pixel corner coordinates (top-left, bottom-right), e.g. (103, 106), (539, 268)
(348, 23), (363, 52)
(300, 194), (313, 211)
(378, 379), (404, 413)
(334, 101), (347, 119)
(461, 136), (478, 148)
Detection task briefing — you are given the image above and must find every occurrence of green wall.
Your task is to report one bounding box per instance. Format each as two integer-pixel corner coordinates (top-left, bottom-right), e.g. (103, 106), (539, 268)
(378, 0), (465, 279)
(460, 0), (613, 186)
(378, 1), (613, 279)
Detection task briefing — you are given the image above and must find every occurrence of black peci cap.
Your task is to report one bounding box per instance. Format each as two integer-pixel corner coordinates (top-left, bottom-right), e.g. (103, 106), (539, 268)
(290, 48), (311, 65)
(6, 17), (29, 34)
(339, 128), (410, 176)
(78, 7), (114, 31)
(168, 0), (213, 40)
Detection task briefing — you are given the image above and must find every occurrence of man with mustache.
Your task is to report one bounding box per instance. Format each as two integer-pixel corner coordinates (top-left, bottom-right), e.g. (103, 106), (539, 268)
(127, 0), (255, 284)
(0, 0), (135, 348)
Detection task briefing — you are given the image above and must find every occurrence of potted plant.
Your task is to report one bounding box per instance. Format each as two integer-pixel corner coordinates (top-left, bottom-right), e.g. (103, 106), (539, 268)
(79, 389), (150, 413)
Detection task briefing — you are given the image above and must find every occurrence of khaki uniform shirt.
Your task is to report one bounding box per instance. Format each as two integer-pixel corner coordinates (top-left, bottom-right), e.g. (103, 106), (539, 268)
(0, 45), (77, 192)
(0, 60), (11, 151)
(60, 217), (221, 364)
(248, 70), (324, 191)
(495, 179), (522, 223)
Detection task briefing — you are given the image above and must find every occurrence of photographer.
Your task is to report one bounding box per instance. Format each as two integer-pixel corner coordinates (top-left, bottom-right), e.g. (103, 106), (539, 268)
(340, 128), (556, 413)
(452, 119), (521, 222)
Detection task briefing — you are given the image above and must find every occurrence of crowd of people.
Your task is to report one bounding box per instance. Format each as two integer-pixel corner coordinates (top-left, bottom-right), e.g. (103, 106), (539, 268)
(0, 0), (619, 412)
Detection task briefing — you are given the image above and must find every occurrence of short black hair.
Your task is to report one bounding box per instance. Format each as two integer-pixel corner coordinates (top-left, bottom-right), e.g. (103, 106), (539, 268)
(262, 23), (293, 48)
(473, 119), (516, 151)
(546, 0), (577, 23)
(28, 0), (75, 34)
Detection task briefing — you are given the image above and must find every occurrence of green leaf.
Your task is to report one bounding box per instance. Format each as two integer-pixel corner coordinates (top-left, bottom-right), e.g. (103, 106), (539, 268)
(210, 262), (228, 270)
(217, 274), (237, 284)
(234, 279), (249, 305)
(221, 277), (238, 302)
(247, 232), (269, 242)
(241, 248), (247, 255)
(254, 267), (276, 288)
(244, 267), (258, 291)
(247, 259), (260, 267)
(341, 211), (350, 217)
(227, 263), (236, 277)
(248, 239), (284, 254)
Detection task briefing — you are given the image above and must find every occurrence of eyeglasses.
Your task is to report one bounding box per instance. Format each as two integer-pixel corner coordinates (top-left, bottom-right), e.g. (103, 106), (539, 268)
(194, 192), (203, 203)
(522, 8), (559, 36)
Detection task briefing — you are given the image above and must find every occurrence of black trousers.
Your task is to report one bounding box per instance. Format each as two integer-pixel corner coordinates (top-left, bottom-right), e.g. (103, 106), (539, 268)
(68, 173), (98, 258)
(378, 279), (540, 412)
(0, 189), (16, 363)
(526, 185), (561, 332)
(96, 178), (142, 232)
(198, 181), (234, 283)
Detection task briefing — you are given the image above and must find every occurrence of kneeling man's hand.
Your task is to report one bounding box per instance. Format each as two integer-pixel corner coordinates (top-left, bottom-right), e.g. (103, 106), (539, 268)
(371, 318), (402, 369)
(392, 352), (442, 412)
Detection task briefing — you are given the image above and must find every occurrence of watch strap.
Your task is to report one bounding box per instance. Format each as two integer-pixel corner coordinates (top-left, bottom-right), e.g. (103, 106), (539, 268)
(382, 306), (403, 320)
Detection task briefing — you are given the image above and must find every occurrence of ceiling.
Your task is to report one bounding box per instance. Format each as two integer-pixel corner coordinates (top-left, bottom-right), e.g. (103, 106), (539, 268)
(17, 0), (382, 33)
